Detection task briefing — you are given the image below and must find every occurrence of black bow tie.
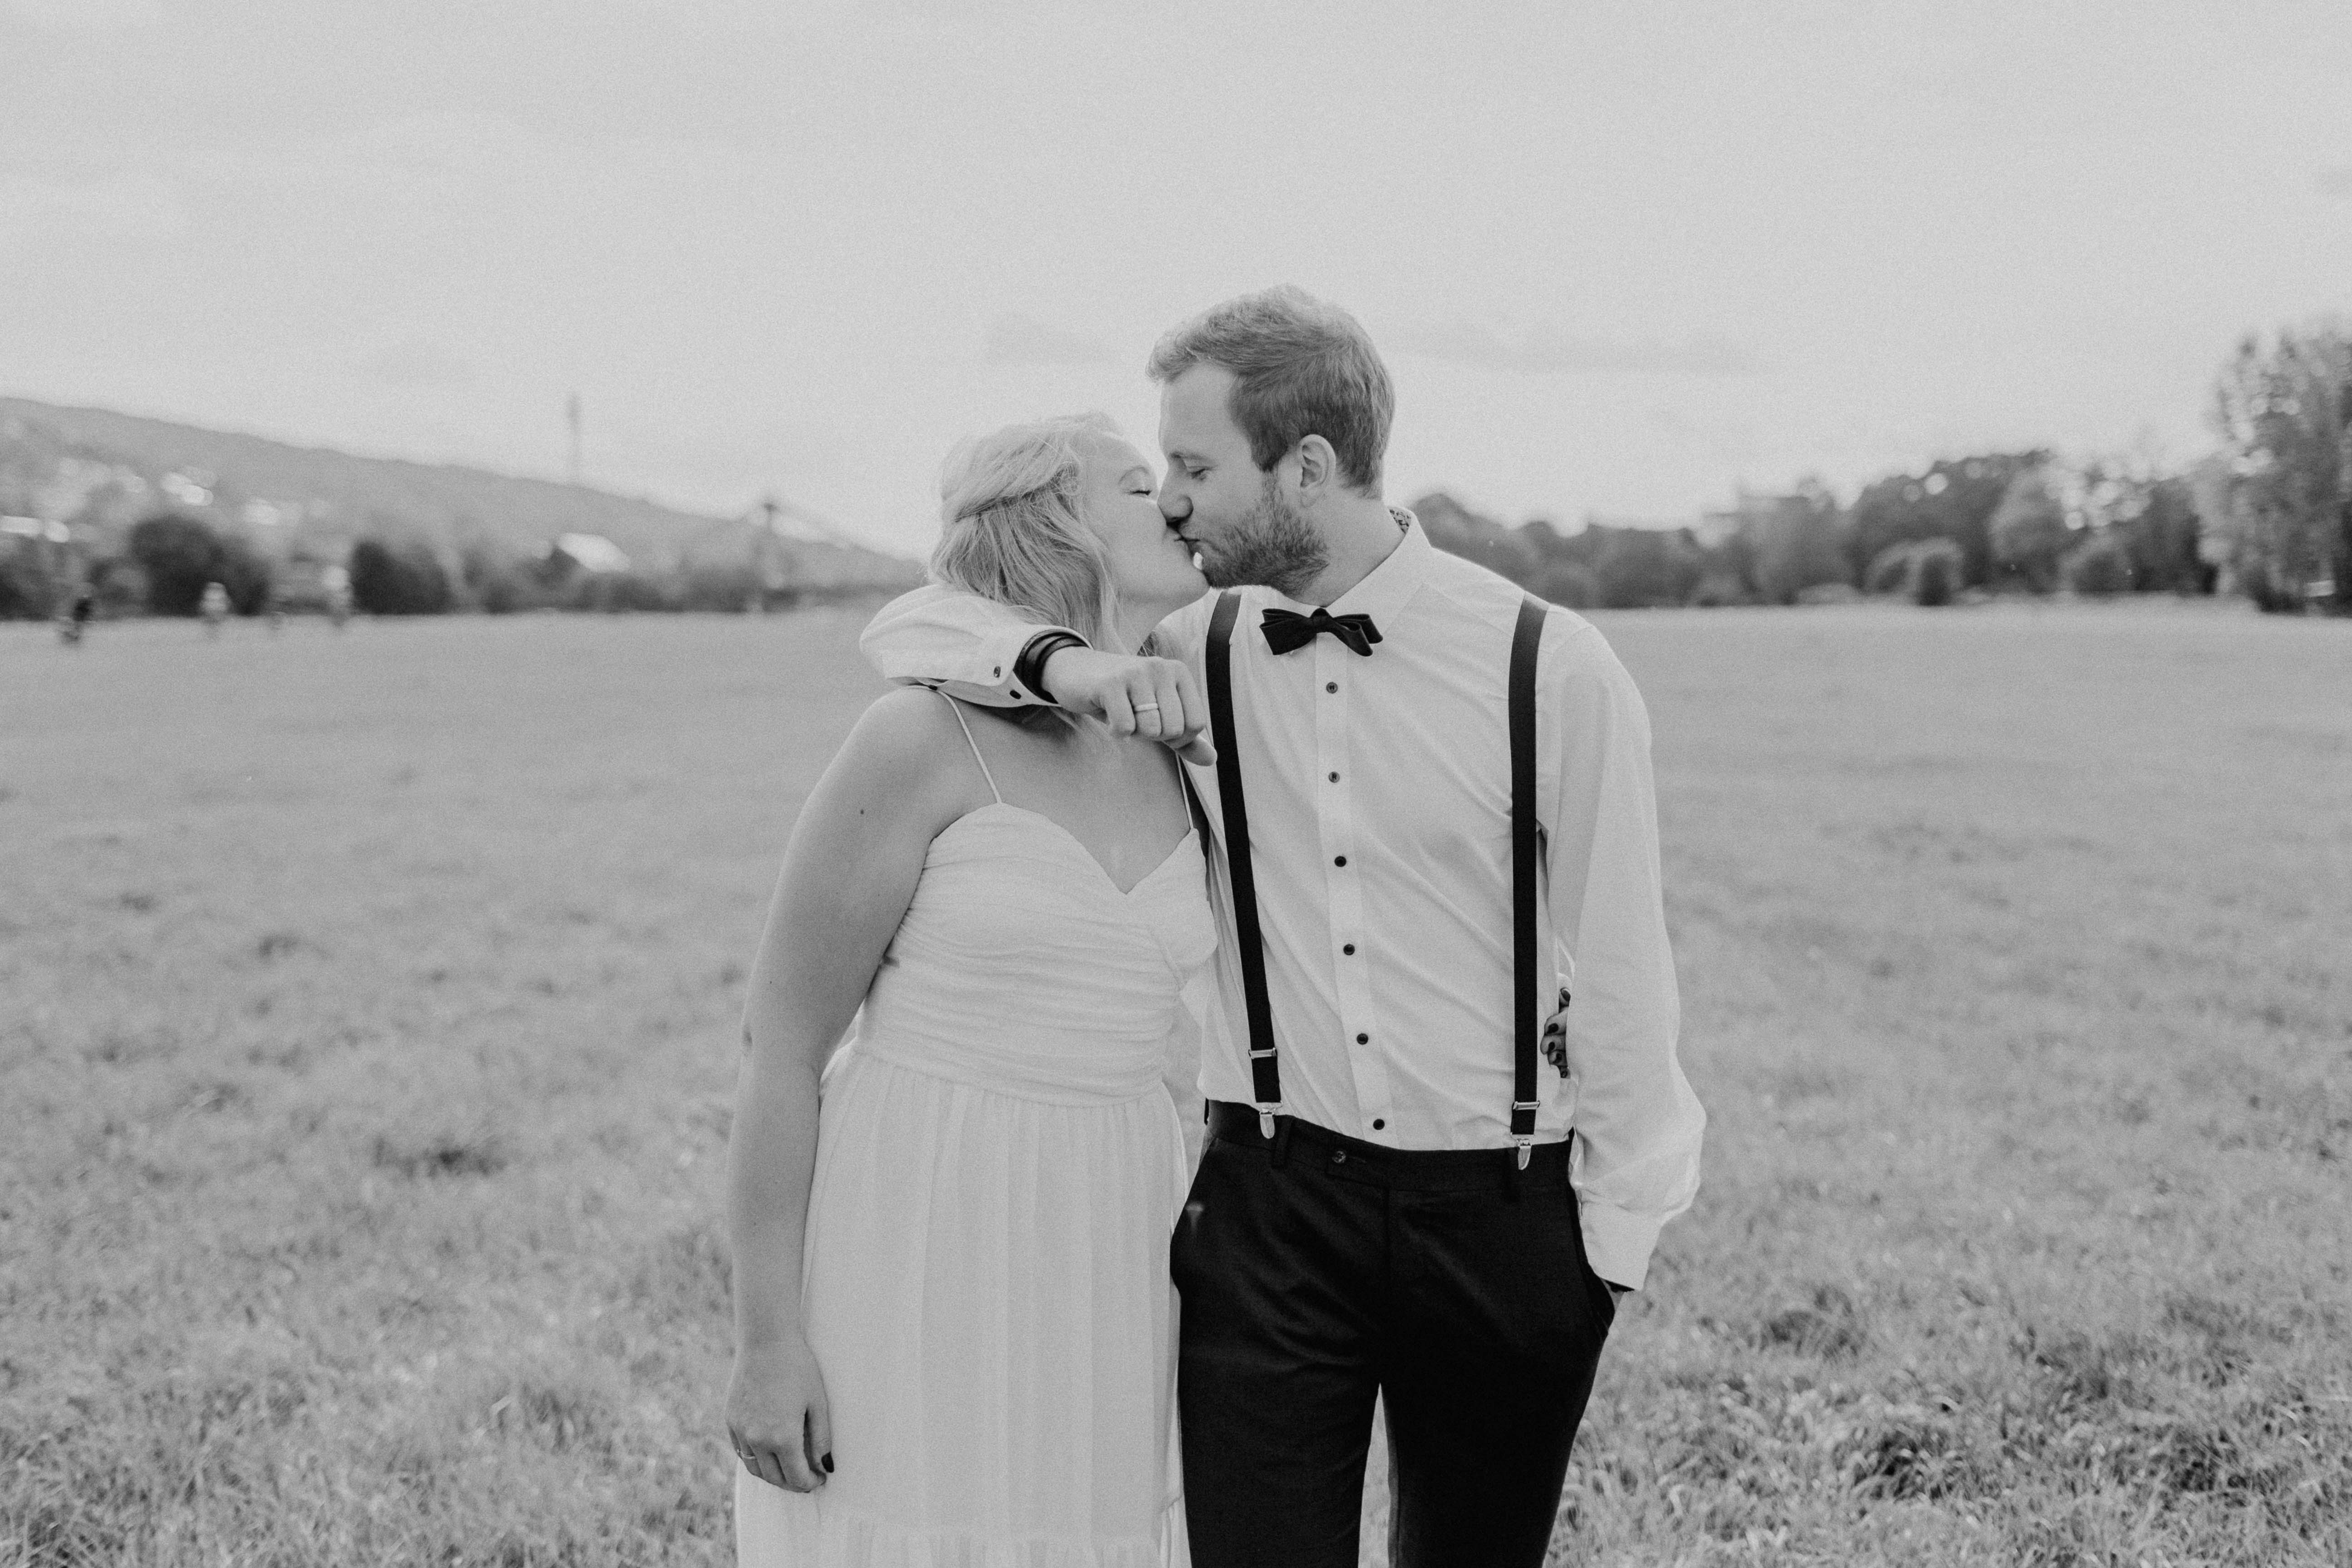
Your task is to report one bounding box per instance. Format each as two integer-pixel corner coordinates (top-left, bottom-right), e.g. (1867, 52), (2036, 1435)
(1260, 607), (1382, 657)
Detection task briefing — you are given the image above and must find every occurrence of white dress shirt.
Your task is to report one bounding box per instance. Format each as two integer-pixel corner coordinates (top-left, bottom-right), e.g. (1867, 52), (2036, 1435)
(860, 513), (1704, 1289)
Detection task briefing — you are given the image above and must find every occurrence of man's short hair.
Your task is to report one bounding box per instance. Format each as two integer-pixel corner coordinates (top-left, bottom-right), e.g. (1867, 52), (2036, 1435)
(1146, 285), (1393, 494)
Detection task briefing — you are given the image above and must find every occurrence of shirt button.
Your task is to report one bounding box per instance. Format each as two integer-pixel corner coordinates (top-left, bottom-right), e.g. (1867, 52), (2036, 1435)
(1372, 1118), (1385, 1130)
(1325, 682), (1337, 693)
(1328, 772), (1339, 782)
(1333, 856), (1346, 867)
(1342, 944), (1356, 956)
(1355, 1033), (1368, 1044)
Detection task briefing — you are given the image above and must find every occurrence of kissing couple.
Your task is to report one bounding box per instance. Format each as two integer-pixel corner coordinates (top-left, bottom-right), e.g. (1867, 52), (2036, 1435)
(724, 286), (1705, 1568)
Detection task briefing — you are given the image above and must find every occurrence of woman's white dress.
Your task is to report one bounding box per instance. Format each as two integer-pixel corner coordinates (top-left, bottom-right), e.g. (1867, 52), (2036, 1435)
(736, 710), (1214, 1568)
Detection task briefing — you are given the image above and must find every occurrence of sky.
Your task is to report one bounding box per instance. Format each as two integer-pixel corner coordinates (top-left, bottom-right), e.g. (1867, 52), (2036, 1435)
(4, 0), (2350, 555)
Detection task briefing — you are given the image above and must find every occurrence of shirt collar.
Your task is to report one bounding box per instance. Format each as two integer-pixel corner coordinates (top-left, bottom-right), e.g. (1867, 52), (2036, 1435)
(1319, 505), (1433, 625)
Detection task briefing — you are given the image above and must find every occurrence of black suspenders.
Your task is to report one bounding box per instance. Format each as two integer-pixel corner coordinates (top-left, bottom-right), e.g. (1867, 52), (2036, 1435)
(1203, 589), (1553, 1161)
(1206, 592), (1283, 1138)
(1506, 593), (1546, 1166)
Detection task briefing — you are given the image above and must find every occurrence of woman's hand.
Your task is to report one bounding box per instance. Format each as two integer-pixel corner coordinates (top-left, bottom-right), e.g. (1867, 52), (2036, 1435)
(727, 1334), (834, 1492)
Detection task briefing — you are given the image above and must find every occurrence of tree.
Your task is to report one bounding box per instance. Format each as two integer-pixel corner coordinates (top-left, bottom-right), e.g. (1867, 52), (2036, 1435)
(460, 543), (545, 614)
(1530, 559), (1600, 608)
(128, 513), (222, 615)
(0, 542), (53, 619)
(1594, 529), (1704, 608)
(349, 538), (452, 614)
(2209, 324), (2352, 613)
(215, 534), (274, 614)
(2056, 452), (2207, 596)
(127, 513), (270, 616)
(1864, 538), (1964, 605)
(2060, 534), (2134, 596)
(2109, 476), (2208, 594)
(1687, 570), (1754, 607)
(1845, 453), (2040, 587)
(1864, 543), (1918, 595)
(1410, 491), (1541, 585)
(1988, 466), (2074, 592)
(1912, 540), (1961, 606)
(1745, 480), (1851, 604)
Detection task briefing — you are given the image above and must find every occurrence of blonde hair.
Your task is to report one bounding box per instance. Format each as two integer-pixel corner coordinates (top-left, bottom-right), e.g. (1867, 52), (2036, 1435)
(932, 413), (1122, 647)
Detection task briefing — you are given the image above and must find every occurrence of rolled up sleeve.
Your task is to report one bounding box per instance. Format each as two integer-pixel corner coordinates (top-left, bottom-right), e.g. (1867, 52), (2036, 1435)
(858, 584), (1076, 707)
(1543, 621), (1704, 1292)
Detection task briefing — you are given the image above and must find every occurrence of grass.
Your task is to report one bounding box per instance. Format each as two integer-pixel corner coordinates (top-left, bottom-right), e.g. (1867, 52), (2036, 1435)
(3, 601), (2348, 1567)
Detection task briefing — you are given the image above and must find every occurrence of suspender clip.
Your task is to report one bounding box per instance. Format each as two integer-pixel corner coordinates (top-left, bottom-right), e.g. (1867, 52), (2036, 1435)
(1257, 1106), (1277, 1140)
(1511, 1101), (1540, 1170)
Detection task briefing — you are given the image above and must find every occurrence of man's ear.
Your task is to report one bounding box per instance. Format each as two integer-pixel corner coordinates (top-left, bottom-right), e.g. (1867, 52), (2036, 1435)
(1294, 435), (1338, 501)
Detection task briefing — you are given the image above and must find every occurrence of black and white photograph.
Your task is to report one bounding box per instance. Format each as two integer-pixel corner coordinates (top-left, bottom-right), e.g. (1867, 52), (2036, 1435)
(4, 4), (2349, 1566)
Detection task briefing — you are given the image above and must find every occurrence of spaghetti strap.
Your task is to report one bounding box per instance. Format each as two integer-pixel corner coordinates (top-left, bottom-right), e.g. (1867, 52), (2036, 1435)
(934, 691), (1004, 805)
(1176, 757), (1210, 841)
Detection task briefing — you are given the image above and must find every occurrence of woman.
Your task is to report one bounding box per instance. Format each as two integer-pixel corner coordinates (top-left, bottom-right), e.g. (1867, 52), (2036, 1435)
(727, 414), (1212, 1567)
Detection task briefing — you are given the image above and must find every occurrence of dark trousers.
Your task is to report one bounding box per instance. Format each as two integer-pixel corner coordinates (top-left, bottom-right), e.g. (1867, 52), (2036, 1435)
(1171, 1104), (1616, 1568)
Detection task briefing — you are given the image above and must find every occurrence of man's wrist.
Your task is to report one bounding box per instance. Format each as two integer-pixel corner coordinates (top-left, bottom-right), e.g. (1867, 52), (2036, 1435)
(1013, 631), (1087, 704)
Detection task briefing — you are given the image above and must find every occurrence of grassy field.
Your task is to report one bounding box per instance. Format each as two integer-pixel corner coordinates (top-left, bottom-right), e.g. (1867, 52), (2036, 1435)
(3, 602), (2347, 1567)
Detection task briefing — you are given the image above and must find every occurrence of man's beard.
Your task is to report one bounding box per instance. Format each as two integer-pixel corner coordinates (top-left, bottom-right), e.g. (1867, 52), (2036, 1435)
(1199, 476), (1328, 598)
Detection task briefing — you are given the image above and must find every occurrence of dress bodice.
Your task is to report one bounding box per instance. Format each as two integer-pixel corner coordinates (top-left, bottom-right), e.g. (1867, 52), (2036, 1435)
(847, 803), (1218, 1105)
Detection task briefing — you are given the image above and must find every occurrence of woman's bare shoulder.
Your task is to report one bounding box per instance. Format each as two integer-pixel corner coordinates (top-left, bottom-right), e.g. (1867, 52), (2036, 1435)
(781, 687), (989, 854)
(839, 686), (971, 775)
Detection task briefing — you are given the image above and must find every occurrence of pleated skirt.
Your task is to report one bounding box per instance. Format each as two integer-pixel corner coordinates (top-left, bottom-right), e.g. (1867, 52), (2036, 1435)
(735, 1047), (1191, 1568)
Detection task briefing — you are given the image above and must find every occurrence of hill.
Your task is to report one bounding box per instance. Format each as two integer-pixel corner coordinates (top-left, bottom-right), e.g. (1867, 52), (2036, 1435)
(0, 396), (923, 592)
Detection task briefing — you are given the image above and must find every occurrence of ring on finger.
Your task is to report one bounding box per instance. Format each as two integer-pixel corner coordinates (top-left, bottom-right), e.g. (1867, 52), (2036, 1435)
(1133, 702), (1160, 713)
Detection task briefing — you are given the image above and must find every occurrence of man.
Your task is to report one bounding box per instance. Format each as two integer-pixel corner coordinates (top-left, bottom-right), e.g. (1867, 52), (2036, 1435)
(861, 285), (1703, 1568)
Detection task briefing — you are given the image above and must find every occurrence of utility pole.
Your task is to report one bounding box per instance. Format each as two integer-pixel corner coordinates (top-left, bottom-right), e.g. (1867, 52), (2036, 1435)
(751, 494), (786, 612)
(566, 393), (583, 486)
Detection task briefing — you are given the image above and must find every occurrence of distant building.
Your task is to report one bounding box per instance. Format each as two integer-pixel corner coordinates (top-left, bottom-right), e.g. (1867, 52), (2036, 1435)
(548, 533), (633, 574)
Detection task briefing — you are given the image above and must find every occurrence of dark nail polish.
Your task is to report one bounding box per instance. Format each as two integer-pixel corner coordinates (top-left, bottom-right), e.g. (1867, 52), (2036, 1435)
(821, 1453), (835, 1473)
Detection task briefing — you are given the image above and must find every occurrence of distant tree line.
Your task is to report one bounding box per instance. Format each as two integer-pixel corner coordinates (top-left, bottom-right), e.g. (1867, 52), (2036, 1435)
(1415, 322), (2347, 617)
(0, 521), (861, 621)
(0, 513), (282, 620)
(348, 537), (810, 616)
(1413, 448), (2216, 613)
